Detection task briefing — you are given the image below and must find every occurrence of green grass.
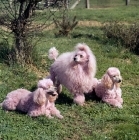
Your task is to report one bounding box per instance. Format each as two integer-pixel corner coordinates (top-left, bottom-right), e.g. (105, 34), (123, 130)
(0, 5), (139, 140)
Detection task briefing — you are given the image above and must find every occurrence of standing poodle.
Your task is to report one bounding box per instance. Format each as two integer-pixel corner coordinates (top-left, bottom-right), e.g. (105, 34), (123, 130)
(94, 67), (123, 108)
(48, 43), (97, 106)
(0, 79), (63, 119)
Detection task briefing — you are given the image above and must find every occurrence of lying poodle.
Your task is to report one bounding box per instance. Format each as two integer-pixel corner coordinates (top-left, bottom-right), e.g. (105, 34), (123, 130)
(0, 79), (63, 119)
(94, 67), (123, 108)
(48, 43), (97, 106)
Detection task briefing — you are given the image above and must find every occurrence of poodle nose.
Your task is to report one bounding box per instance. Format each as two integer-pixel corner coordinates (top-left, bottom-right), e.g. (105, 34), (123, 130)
(74, 57), (77, 61)
(47, 91), (57, 96)
(118, 79), (122, 83)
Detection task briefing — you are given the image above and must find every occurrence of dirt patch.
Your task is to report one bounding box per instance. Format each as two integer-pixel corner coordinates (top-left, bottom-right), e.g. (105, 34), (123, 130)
(0, 20), (103, 32)
(78, 20), (102, 27)
(0, 26), (11, 32)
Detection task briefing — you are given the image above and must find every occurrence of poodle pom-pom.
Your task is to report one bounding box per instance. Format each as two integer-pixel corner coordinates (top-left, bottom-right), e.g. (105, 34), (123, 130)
(48, 47), (59, 60)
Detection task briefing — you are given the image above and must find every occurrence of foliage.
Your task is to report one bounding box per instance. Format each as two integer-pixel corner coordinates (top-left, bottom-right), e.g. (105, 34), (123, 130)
(53, 9), (78, 37)
(0, 0), (55, 66)
(103, 21), (139, 54)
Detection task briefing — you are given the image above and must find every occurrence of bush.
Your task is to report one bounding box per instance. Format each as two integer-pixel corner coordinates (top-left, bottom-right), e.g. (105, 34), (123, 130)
(103, 21), (139, 54)
(0, 40), (13, 65)
(0, 40), (41, 66)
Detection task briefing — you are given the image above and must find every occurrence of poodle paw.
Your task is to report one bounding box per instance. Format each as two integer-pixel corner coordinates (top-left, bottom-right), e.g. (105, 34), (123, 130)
(116, 103), (123, 108)
(47, 115), (54, 119)
(116, 97), (123, 104)
(56, 114), (63, 119)
(73, 94), (85, 106)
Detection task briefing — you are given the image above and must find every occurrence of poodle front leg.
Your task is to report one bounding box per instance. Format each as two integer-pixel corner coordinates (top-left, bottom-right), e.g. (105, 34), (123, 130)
(73, 93), (85, 106)
(45, 109), (53, 119)
(50, 106), (63, 119)
(102, 98), (122, 108)
(116, 97), (123, 104)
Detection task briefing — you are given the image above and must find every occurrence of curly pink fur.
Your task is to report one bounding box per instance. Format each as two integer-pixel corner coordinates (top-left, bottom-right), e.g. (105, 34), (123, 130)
(1, 79), (63, 119)
(49, 43), (97, 106)
(94, 67), (123, 108)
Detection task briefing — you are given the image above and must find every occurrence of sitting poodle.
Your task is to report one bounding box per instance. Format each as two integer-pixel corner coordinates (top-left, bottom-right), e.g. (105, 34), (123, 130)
(0, 79), (63, 119)
(94, 67), (123, 108)
(48, 43), (97, 106)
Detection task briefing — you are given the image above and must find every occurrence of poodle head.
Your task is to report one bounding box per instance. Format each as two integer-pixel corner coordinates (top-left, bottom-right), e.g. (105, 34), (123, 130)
(102, 67), (122, 89)
(37, 78), (54, 90)
(46, 86), (58, 102)
(73, 43), (97, 76)
(33, 79), (57, 105)
(73, 43), (90, 64)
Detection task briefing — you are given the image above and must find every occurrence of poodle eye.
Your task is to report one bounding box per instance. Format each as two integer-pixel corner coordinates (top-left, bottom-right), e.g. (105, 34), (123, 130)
(113, 75), (116, 77)
(80, 55), (83, 58)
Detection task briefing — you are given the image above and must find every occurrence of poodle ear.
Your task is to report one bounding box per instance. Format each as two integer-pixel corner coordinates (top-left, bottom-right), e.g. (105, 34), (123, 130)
(102, 74), (113, 89)
(33, 88), (47, 105)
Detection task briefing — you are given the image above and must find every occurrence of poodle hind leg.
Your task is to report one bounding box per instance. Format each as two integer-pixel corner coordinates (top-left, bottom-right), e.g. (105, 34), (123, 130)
(28, 106), (45, 117)
(1, 98), (18, 111)
(57, 84), (62, 94)
(73, 94), (85, 106)
(50, 69), (62, 94)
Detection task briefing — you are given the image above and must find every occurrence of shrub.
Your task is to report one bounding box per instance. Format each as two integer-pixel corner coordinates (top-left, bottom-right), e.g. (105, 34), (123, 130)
(54, 15), (78, 37)
(0, 39), (41, 67)
(103, 21), (139, 54)
(0, 40), (13, 65)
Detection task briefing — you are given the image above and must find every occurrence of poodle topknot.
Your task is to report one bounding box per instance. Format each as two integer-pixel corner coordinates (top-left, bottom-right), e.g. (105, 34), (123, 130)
(0, 78), (63, 119)
(48, 43), (97, 106)
(94, 67), (123, 108)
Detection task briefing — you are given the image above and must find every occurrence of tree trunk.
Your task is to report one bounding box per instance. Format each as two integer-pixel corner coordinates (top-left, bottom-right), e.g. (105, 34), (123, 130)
(85, 0), (90, 9)
(11, 0), (38, 65)
(126, 0), (130, 5)
(15, 36), (26, 64)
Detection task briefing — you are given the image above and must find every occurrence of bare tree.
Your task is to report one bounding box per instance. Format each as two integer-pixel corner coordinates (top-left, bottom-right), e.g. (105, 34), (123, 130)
(0, 0), (55, 65)
(53, 1), (78, 37)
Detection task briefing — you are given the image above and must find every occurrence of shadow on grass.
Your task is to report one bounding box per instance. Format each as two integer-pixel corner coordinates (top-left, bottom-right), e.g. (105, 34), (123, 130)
(29, 85), (101, 105)
(85, 90), (101, 103)
(56, 90), (101, 105)
(56, 92), (73, 105)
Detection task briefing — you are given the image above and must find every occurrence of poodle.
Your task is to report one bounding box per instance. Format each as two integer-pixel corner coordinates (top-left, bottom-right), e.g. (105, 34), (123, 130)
(0, 79), (63, 119)
(48, 43), (97, 106)
(94, 67), (123, 108)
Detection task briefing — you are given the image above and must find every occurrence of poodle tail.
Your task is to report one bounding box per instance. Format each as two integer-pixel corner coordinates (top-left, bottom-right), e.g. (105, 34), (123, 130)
(48, 47), (59, 61)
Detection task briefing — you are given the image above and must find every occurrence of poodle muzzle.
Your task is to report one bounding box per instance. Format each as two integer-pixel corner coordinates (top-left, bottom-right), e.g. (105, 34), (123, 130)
(47, 86), (58, 96)
(114, 77), (122, 83)
(47, 91), (57, 96)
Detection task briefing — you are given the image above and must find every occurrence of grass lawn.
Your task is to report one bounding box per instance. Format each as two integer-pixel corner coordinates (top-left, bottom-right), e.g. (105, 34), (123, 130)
(0, 5), (139, 140)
